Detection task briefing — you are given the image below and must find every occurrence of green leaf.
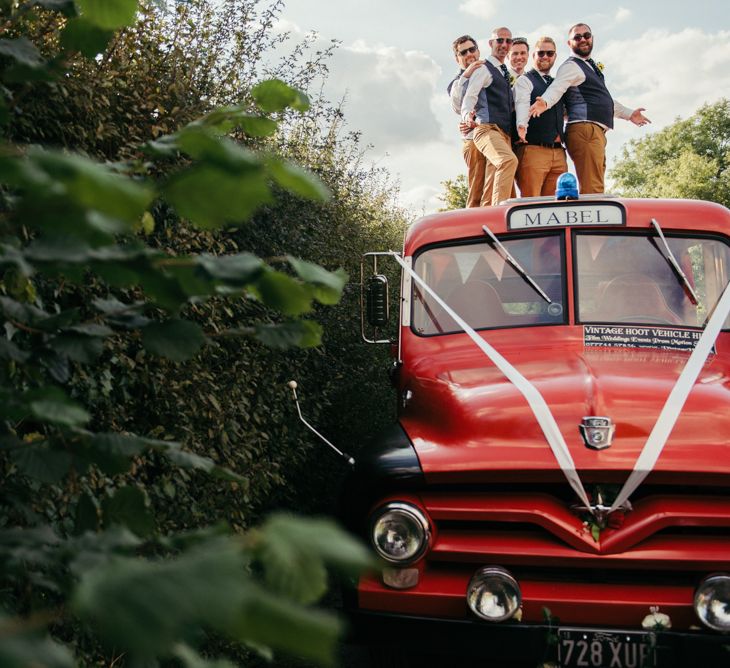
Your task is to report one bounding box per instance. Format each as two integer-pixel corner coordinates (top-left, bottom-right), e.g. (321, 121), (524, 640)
(200, 107), (277, 137)
(158, 445), (246, 484)
(133, 266), (189, 312)
(49, 332), (104, 363)
(268, 159), (330, 201)
(230, 585), (341, 667)
(72, 539), (249, 656)
(0, 38), (44, 69)
(10, 443), (73, 484)
(101, 486), (155, 537)
(163, 164), (271, 229)
(60, 17), (114, 57)
(74, 493), (100, 534)
(28, 389), (91, 427)
(175, 127), (260, 171)
(591, 523), (601, 542)
(0, 338), (30, 363)
(141, 319), (206, 361)
(29, 150), (154, 225)
(140, 210), (155, 234)
(254, 270), (313, 316)
(195, 253), (263, 286)
(79, 433), (148, 474)
(287, 257), (347, 305)
(0, 625), (74, 668)
(69, 322), (114, 337)
(76, 0), (138, 29)
(251, 80), (310, 113)
(236, 115), (278, 138)
(172, 644), (237, 668)
(24, 236), (93, 263)
(256, 514), (373, 604)
(253, 320), (322, 349)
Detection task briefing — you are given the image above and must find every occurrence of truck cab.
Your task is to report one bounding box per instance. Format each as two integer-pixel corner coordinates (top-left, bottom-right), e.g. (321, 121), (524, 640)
(344, 193), (730, 667)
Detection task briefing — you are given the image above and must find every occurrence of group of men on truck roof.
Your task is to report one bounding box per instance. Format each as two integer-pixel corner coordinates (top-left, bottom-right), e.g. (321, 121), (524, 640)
(448, 23), (651, 206)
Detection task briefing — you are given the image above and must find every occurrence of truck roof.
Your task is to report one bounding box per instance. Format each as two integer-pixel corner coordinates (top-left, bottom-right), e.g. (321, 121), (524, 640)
(405, 197), (730, 254)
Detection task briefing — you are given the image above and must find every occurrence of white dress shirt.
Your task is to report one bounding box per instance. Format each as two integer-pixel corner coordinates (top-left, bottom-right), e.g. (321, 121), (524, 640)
(514, 70), (540, 131)
(538, 56), (633, 130)
(449, 69), (475, 140)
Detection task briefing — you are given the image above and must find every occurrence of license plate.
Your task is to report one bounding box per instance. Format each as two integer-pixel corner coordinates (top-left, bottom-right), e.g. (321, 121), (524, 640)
(558, 628), (656, 668)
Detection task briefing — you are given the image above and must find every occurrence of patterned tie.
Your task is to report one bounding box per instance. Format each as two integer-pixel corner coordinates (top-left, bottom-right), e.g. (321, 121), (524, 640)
(543, 74), (553, 84)
(500, 63), (511, 85)
(587, 58), (604, 79)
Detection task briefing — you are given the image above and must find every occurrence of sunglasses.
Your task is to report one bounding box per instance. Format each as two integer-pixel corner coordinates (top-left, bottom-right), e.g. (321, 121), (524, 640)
(492, 37), (513, 44)
(458, 45), (478, 56)
(571, 32), (592, 41)
(537, 50), (555, 57)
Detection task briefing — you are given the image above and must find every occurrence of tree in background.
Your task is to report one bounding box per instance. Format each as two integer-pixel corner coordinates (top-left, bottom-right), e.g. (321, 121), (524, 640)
(1, 0), (408, 532)
(438, 173), (468, 210)
(0, 0), (386, 666)
(610, 99), (730, 206)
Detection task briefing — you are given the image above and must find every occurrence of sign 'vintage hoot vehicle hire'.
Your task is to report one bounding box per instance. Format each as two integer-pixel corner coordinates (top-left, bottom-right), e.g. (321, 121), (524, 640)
(344, 188), (730, 667)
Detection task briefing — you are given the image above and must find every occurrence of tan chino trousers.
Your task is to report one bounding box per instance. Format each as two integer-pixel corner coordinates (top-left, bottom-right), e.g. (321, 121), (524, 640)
(516, 145), (568, 197)
(566, 122), (607, 194)
(462, 139), (487, 208)
(473, 123), (518, 205)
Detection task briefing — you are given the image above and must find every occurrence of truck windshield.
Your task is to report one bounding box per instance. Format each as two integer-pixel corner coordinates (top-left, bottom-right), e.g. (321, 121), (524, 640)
(412, 233), (566, 335)
(575, 232), (730, 328)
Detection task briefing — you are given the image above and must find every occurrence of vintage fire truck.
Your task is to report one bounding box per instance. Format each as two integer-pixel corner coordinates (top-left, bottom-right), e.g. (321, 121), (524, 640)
(343, 183), (730, 667)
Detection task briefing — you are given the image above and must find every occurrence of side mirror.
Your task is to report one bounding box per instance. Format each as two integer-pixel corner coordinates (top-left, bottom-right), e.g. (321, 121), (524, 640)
(366, 274), (389, 327)
(360, 251), (399, 345)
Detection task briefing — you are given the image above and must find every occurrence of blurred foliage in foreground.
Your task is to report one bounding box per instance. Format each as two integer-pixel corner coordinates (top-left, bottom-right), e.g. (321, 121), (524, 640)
(0, 0), (384, 665)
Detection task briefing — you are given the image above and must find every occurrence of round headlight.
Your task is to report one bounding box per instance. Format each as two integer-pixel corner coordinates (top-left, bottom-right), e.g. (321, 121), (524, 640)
(467, 566), (522, 622)
(694, 574), (730, 631)
(370, 502), (430, 564)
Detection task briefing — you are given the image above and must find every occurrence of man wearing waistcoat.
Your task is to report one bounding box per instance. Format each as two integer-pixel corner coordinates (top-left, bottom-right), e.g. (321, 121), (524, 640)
(514, 36), (567, 196)
(460, 26), (519, 206)
(448, 35), (487, 208)
(528, 23), (650, 194)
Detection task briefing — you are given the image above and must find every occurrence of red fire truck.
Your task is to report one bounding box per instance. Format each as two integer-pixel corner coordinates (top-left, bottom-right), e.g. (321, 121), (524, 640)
(344, 188), (730, 667)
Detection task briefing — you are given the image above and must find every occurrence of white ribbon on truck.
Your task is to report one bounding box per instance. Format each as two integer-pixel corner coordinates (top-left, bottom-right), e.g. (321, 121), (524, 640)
(391, 250), (730, 519)
(390, 252), (592, 510)
(608, 279), (730, 512)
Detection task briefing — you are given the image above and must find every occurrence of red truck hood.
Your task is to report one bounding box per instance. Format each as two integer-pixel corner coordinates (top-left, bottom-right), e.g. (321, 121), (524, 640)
(401, 343), (730, 484)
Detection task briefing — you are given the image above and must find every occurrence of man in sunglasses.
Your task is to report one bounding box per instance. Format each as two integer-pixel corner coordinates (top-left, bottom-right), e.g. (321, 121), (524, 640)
(459, 27), (519, 206)
(448, 35), (487, 208)
(513, 36), (567, 196)
(528, 23), (650, 194)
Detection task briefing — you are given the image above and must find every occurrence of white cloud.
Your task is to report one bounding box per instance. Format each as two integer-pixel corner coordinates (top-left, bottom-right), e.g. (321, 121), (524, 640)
(270, 17), (301, 35)
(615, 7), (632, 23)
(458, 0), (500, 21)
(321, 41), (442, 148)
(598, 27), (730, 180)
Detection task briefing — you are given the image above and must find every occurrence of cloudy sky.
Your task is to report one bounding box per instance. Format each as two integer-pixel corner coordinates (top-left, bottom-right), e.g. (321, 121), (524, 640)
(278, 0), (730, 215)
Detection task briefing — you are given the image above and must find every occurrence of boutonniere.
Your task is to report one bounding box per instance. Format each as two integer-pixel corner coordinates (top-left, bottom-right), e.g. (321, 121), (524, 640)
(596, 61), (605, 72)
(509, 74), (516, 86)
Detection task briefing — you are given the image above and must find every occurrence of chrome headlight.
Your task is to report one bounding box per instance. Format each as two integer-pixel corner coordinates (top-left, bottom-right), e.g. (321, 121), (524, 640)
(370, 502), (430, 564)
(694, 574), (730, 631)
(467, 566), (522, 622)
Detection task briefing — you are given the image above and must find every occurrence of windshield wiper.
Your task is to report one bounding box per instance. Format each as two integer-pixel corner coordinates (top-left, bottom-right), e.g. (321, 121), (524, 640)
(482, 225), (551, 303)
(650, 218), (699, 305)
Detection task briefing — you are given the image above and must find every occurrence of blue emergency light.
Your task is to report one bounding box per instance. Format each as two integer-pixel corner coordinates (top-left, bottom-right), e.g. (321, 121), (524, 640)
(555, 172), (579, 200)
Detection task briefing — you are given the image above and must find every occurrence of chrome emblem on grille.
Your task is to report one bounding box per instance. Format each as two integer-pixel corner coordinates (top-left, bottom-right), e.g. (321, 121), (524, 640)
(579, 416), (615, 450)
